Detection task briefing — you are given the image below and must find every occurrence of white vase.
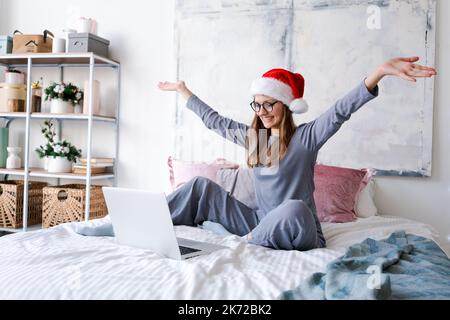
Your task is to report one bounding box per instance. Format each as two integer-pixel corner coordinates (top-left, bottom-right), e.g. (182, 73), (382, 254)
(6, 147), (21, 169)
(52, 38), (66, 53)
(47, 157), (73, 173)
(50, 99), (74, 114)
(77, 17), (96, 34)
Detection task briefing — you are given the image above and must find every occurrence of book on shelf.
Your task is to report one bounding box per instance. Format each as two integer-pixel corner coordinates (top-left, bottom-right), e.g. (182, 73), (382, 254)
(80, 157), (114, 165)
(77, 162), (114, 168)
(72, 164), (110, 174)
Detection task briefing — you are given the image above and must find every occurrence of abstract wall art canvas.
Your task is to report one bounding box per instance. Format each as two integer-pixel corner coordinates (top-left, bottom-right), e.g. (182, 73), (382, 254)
(174, 0), (436, 177)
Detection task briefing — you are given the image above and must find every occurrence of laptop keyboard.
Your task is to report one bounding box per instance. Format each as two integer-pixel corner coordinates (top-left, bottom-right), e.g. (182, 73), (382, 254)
(179, 245), (201, 256)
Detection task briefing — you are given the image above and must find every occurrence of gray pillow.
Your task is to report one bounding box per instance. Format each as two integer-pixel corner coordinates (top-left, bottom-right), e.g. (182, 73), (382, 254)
(216, 167), (258, 210)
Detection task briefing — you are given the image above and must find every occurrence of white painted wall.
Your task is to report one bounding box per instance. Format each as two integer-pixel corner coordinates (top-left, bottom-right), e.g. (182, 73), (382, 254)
(0, 0), (449, 251)
(373, 1), (450, 253)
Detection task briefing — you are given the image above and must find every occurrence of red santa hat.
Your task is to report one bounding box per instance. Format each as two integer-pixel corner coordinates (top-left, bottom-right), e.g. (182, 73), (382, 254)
(250, 68), (308, 114)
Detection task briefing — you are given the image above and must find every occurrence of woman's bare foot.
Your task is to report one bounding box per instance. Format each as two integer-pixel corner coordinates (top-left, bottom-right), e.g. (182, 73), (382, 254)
(243, 232), (253, 241)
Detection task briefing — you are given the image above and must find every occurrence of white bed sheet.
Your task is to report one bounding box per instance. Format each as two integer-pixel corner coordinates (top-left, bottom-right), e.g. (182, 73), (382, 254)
(0, 215), (442, 300)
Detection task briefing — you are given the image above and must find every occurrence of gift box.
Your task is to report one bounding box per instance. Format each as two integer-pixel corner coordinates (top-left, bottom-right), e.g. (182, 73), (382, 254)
(68, 33), (109, 57)
(12, 30), (53, 53)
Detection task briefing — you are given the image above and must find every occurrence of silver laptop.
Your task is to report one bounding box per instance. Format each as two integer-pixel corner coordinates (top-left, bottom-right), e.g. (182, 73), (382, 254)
(102, 187), (227, 260)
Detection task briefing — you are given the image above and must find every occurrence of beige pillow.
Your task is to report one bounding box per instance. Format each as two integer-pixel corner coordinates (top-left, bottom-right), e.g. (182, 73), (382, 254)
(355, 179), (378, 218)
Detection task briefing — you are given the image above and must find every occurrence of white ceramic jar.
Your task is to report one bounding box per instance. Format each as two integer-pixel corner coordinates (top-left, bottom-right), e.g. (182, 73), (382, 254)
(52, 38), (66, 53)
(5, 71), (25, 85)
(6, 147), (21, 169)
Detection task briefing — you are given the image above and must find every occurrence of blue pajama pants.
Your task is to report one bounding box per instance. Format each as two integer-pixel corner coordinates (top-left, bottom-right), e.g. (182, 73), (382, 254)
(167, 176), (320, 251)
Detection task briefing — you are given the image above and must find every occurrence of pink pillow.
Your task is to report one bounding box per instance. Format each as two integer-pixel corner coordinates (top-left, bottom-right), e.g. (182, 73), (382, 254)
(167, 156), (239, 191)
(313, 164), (374, 223)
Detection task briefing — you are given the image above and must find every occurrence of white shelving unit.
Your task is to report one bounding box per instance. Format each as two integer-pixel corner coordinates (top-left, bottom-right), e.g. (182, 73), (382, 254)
(0, 52), (121, 233)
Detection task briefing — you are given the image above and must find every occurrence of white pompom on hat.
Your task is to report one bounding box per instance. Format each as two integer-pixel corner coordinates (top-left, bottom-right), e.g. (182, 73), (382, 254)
(250, 68), (309, 114)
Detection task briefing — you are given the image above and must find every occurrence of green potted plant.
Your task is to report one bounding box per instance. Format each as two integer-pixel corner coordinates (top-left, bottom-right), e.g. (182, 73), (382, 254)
(44, 82), (83, 114)
(35, 120), (82, 173)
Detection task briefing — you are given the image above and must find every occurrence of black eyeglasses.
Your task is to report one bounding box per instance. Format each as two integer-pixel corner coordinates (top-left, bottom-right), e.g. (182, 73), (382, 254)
(250, 100), (279, 113)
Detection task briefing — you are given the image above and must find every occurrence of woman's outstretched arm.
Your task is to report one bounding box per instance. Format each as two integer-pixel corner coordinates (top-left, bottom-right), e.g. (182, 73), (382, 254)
(158, 80), (194, 100)
(300, 56), (437, 151)
(158, 80), (249, 147)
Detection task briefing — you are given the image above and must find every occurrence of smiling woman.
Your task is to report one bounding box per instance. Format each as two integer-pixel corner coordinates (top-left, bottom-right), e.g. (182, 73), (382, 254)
(157, 57), (436, 252)
(247, 95), (296, 168)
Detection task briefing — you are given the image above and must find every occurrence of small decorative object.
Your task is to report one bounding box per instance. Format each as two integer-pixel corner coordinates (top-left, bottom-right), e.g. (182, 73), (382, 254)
(0, 128), (9, 168)
(62, 29), (77, 52)
(52, 37), (66, 53)
(76, 17), (97, 34)
(50, 99), (72, 114)
(68, 33), (109, 57)
(6, 147), (21, 169)
(0, 82), (26, 112)
(0, 35), (13, 54)
(5, 69), (25, 85)
(31, 80), (42, 112)
(44, 82), (83, 114)
(35, 120), (82, 173)
(47, 156), (73, 173)
(83, 80), (100, 114)
(12, 30), (54, 53)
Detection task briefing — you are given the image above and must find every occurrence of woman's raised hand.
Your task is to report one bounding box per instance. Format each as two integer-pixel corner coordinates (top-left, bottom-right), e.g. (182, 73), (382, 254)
(157, 80), (186, 92)
(365, 56), (437, 92)
(157, 80), (193, 100)
(378, 56), (437, 82)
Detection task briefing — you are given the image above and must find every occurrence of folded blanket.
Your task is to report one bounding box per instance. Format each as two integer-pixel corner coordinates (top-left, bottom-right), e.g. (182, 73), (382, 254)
(75, 221), (115, 237)
(280, 231), (450, 300)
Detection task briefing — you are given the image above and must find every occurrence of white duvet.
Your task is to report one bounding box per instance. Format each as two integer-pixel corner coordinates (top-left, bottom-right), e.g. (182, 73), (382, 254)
(0, 215), (443, 300)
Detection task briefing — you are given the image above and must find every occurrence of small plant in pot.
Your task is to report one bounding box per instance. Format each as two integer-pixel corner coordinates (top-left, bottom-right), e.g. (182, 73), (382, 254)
(44, 82), (83, 114)
(35, 120), (82, 173)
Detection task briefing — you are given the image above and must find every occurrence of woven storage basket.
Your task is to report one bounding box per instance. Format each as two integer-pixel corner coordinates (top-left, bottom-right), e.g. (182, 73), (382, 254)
(0, 180), (48, 229)
(42, 184), (108, 228)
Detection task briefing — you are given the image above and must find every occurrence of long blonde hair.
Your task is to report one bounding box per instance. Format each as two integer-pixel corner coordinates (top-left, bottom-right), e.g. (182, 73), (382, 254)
(246, 105), (296, 168)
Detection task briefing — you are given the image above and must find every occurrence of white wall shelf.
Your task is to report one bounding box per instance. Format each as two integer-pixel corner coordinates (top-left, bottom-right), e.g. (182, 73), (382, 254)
(0, 52), (121, 232)
(0, 112), (117, 123)
(0, 52), (119, 67)
(0, 167), (115, 180)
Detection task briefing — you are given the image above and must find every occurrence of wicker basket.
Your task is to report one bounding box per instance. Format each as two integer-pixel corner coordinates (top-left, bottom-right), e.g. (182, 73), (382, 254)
(0, 180), (48, 229)
(42, 184), (108, 228)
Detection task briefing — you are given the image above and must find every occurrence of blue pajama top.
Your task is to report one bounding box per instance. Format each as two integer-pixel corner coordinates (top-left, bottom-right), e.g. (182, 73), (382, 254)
(186, 80), (379, 246)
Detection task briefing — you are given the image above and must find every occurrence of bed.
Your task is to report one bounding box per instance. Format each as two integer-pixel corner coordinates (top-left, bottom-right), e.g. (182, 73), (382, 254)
(0, 214), (445, 300)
